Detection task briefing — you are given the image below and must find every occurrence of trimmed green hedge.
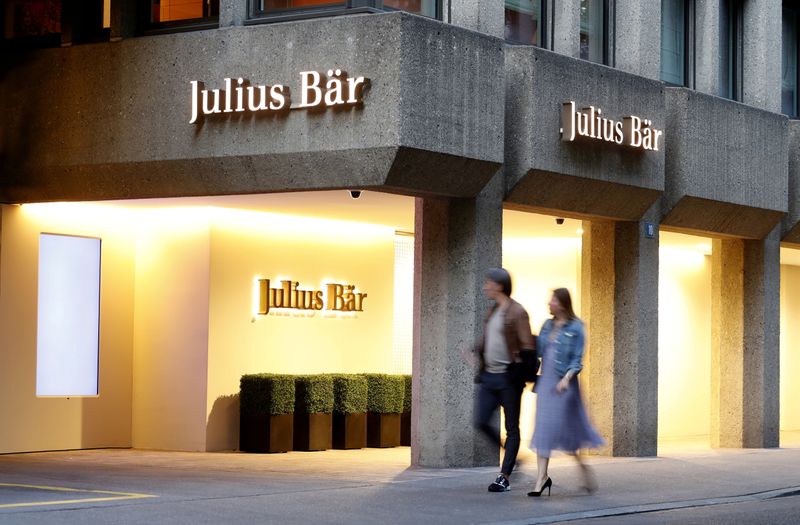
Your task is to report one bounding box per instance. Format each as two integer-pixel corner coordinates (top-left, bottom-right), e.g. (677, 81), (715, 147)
(240, 374), (295, 416)
(294, 375), (334, 414)
(402, 375), (412, 413)
(364, 374), (405, 414)
(330, 374), (368, 414)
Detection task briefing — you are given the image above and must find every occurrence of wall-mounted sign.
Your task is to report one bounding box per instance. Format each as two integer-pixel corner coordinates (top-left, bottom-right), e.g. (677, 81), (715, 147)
(190, 69), (370, 124)
(560, 101), (663, 152)
(257, 279), (367, 316)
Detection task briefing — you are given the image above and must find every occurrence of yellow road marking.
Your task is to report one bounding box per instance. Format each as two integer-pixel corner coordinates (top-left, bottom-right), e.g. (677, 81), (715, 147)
(0, 483), (156, 509)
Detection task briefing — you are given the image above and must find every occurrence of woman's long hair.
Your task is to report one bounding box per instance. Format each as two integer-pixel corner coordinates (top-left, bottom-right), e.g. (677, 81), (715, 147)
(553, 287), (577, 320)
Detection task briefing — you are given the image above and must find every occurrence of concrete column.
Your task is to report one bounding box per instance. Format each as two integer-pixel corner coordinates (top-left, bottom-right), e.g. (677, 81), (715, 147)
(448, 0), (504, 39)
(580, 219), (616, 456)
(220, 0), (247, 28)
(742, 0), (781, 112)
(580, 213), (659, 457)
(694, 0), (723, 96)
(613, 0), (660, 79)
(551, 0), (580, 58)
(711, 227), (780, 448)
(411, 173), (502, 468)
(110, 0), (137, 41)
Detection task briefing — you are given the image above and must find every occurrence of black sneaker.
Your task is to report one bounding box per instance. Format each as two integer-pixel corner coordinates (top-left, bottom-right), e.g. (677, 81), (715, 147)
(488, 474), (510, 492)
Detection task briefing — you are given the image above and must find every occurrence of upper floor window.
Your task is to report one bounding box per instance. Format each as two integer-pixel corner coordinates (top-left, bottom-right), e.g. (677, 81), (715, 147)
(783, 4), (799, 117)
(660, 0), (687, 85)
(505, 0), (546, 47)
(580, 0), (608, 64)
(148, 0), (219, 28)
(3, 0), (109, 48)
(249, 0), (438, 23)
(720, 0), (742, 100)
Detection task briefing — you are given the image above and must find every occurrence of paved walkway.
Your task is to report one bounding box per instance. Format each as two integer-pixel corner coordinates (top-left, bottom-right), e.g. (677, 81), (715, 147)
(1, 440), (799, 524)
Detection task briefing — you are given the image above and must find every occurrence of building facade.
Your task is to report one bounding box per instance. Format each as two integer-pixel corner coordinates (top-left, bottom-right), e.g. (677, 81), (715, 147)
(1, 0), (799, 465)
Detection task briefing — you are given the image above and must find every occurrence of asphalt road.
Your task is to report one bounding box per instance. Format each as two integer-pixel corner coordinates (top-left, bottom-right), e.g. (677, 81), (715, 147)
(569, 495), (800, 525)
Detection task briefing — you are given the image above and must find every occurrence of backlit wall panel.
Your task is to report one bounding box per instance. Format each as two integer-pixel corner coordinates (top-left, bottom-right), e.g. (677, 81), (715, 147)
(36, 233), (101, 397)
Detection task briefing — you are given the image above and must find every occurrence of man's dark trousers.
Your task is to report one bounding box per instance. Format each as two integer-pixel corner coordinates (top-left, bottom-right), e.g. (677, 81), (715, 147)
(475, 370), (523, 476)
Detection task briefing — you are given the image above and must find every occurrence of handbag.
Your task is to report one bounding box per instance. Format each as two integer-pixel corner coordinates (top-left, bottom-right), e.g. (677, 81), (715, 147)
(510, 335), (539, 385)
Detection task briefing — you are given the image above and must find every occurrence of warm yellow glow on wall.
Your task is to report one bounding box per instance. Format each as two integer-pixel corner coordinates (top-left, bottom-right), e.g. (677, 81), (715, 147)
(780, 264), (800, 431)
(658, 233), (712, 441)
(0, 204), (135, 454)
(503, 235), (582, 447)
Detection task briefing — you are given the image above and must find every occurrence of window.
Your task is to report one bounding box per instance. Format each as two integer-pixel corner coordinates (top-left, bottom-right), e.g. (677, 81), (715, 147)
(249, 0), (439, 23)
(580, 0), (608, 64)
(36, 234), (102, 397)
(783, 5), (799, 117)
(147, 0), (219, 29)
(505, 0), (546, 47)
(720, 0), (742, 100)
(660, 0), (686, 85)
(2, 0), (109, 48)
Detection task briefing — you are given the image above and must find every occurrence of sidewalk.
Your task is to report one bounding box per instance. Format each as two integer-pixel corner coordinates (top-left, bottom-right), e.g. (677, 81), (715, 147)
(1, 439), (799, 524)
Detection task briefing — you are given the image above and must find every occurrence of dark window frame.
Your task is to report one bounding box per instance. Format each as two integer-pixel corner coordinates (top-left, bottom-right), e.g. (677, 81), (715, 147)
(140, 0), (220, 36)
(246, 0), (443, 26)
(579, 0), (613, 66)
(504, 0), (548, 48)
(660, 0), (695, 88)
(720, 0), (744, 102)
(783, 2), (800, 117)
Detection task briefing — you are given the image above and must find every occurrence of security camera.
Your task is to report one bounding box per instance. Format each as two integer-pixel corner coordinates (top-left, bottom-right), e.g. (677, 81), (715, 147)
(555, 217), (565, 225)
(349, 190), (362, 199)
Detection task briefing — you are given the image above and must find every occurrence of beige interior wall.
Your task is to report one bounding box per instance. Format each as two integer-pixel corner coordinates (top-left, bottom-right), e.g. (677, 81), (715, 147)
(781, 264), (800, 431)
(132, 211), (211, 451)
(205, 210), (396, 451)
(0, 204), (135, 454)
(658, 236), (712, 440)
(503, 235), (581, 448)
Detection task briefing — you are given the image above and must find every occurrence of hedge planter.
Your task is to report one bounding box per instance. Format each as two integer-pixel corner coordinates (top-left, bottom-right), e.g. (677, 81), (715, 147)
(239, 374), (295, 453)
(293, 375), (334, 451)
(331, 374), (368, 449)
(364, 374), (405, 448)
(401, 374), (412, 446)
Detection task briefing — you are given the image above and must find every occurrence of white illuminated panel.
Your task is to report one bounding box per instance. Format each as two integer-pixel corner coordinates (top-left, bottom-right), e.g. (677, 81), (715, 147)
(36, 234), (101, 397)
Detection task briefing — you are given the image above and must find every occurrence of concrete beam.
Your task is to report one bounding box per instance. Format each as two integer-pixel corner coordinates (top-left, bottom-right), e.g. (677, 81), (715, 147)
(504, 46), (665, 220)
(0, 13), (504, 202)
(783, 121), (800, 245)
(663, 88), (788, 238)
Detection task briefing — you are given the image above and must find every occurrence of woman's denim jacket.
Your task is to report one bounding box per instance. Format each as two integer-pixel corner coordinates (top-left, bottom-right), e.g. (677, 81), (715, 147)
(538, 317), (585, 379)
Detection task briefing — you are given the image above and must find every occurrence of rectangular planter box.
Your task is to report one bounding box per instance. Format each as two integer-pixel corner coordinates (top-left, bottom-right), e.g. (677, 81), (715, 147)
(332, 412), (367, 449)
(293, 412), (333, 451)
(367, 412), (401, 448)
(401, 411), (411, 446)
(240, 413), (293, 453)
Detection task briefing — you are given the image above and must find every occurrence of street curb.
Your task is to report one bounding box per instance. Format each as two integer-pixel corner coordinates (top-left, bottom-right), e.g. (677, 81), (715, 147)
(481, 486), (800, 525)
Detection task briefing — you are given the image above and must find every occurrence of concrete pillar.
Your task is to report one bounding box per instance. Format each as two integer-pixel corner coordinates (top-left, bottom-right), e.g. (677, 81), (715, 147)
(411, 173), (503, 468)
(580, 219), (616, 456)
(711, 227), (780, 448)
(448, 0), (504, 39)
(110, 0), (137, 41)
(550, 0), (580, 58)
(613, 0), (660, 79)
(742, 0), (781, 112)
(694, 0), (723, 96)
(220, 0), (247, 28)
(581, 213), (660, 457)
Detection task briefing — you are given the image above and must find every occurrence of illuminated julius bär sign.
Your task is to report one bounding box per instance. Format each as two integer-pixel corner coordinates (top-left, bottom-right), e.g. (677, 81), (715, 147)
(190, 69), (370, 124)
(560, 101), (663, 151)
(257, 279), (367, 316)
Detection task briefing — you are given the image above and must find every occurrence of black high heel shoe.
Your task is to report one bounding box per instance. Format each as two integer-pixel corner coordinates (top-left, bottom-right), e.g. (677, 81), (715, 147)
(527, 477), (552, 497)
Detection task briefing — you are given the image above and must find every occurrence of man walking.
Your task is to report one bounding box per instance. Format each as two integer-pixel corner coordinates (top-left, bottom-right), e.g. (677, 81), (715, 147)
(474, 268), (536, 492)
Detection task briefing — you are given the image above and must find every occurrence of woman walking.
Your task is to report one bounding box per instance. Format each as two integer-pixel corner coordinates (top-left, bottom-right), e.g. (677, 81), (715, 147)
(528, 288), (604, 497)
